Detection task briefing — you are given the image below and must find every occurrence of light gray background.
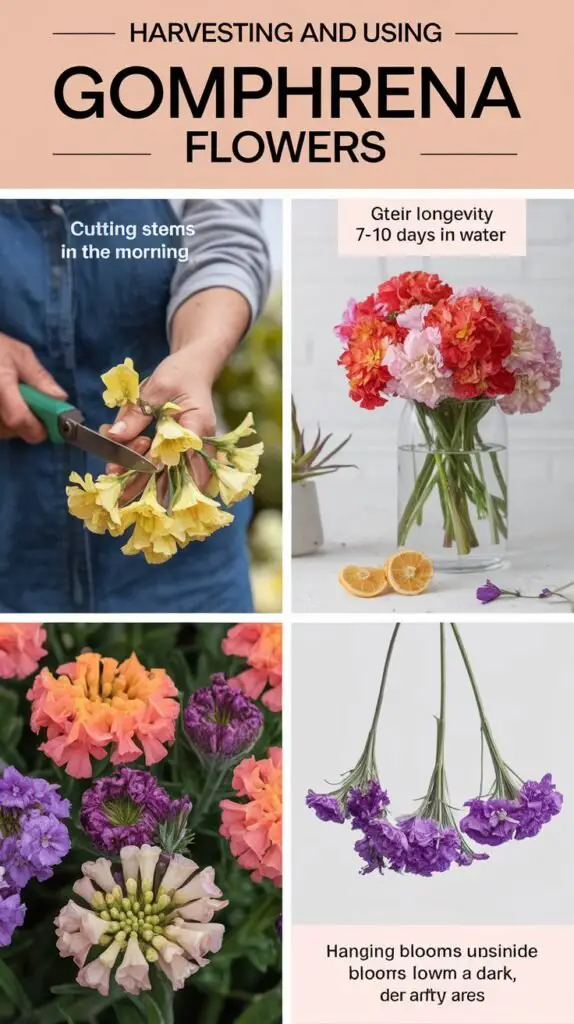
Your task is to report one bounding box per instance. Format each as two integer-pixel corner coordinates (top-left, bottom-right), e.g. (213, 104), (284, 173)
(293, 622), (574, 925)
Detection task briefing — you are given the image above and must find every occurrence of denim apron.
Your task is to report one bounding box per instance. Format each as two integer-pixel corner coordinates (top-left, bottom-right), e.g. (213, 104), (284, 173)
(0, 199), (253, 613)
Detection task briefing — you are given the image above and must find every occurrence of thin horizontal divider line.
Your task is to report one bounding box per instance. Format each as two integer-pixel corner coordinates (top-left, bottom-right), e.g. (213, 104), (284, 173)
(52, 152), (152, 157)
(420, 152), (518, 157)
(454, 31), (519, 35)
(52, 32), (117, 36)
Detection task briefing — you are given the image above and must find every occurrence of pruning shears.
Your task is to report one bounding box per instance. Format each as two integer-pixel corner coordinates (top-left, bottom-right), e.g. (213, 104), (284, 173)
(18, 384), (155, 473)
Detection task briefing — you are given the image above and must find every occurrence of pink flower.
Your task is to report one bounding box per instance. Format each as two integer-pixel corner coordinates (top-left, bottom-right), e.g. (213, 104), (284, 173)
(0, 624), (47, 679)
(222, 624), (282, 712)
(220, 747), (282, 887)
(396, 303), (432, 331)
(498, 366), (555, 414)
(384, 326), (453, 408)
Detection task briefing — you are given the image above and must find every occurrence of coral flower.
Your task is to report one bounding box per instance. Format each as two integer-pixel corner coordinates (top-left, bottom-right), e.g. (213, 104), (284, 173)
(27, 652), (180, 778)
(101, 358), (140, 408)
(0, 624), (47, 679)
(55, 845), (227, 994)
(377, 271), (453, 313)
(336, 295), (405, 409)
(220, 747), (282, 887)
(223, 624), (282, 712)
(426, 295), (514, 399)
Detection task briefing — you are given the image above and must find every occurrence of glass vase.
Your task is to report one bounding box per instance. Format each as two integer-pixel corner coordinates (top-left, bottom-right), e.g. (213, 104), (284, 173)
(397, 399), (508, 571)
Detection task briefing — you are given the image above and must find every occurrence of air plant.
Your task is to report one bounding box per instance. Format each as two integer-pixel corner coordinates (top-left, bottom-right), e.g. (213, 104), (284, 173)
(292, 398), (355, 483)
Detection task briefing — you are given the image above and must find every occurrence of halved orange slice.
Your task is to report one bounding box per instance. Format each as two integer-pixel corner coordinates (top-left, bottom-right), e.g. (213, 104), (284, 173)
(386, 550), (433, 596)
(338, 565), (389, 598)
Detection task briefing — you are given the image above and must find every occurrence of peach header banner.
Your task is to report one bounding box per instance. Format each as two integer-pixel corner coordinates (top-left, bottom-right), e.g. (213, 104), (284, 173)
(0, 0), (573, 187)
(292, 925), (574, 1024)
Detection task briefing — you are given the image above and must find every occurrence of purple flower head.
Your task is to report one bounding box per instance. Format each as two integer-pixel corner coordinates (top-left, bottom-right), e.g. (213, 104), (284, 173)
(0, 766), (70, 887)
(399, 816), (461, 876)
(80, 768), (191, 854)
(460, 797), (519, 847)
(514, 774), (563, 840)
(348, 781), (390, 830)
(539, 588), (552, 599)
(0, 883), (26, 947)
(355, 818), (409, 874)
(306, 791), (345, 824)
(476, 580), (502, 604)
(456, 846), (489, 867)
(184, 673), (263, 761)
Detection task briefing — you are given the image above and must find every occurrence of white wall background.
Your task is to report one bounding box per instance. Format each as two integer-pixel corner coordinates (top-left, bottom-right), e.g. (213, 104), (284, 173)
(292, 200), (574, 550)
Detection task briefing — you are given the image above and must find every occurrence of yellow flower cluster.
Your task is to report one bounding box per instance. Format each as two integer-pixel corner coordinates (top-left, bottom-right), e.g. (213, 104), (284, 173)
(65, 359), (263, 564)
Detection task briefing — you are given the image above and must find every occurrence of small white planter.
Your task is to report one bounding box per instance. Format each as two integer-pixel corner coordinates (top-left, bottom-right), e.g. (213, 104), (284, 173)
(292, 480), (324, 556)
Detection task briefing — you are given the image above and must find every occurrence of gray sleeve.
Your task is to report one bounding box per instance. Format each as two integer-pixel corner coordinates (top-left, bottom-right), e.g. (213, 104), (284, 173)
(167, 199), (271, 333)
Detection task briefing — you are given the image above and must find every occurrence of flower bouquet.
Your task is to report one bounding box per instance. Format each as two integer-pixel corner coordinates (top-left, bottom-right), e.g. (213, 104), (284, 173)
(0, 622), (282, 1023)
(307, 624), (562, 876)
(66, 359), (264, 565)
(336, 272), (561, 569)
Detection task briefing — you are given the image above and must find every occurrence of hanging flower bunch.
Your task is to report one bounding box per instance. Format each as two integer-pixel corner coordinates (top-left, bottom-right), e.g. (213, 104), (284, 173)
(336, 273), (561, 556)
(66, 358), (264, 564)
(307, 624), (562, 877)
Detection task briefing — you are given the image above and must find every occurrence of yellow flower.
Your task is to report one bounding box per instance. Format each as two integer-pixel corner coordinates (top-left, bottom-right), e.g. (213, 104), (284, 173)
(170, 476), (234, 543)
(206, 412), (256, 448)
(212, 464), (260, 506)
(122, 529), (177, 565)
(66, 472), (123, 535)
(230, 442), (264, 474)
(149, 414), (203, 467)
(101, 358), (140, 409)
(121, 478), (169, 538)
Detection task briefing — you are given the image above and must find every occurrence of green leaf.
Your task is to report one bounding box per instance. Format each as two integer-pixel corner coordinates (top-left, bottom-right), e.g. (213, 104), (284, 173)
(141, 996), (165, 1024)
(117, 1003), (146, 1024)
(0, 959), (31, 1013)
(234, 986), (282, 1024)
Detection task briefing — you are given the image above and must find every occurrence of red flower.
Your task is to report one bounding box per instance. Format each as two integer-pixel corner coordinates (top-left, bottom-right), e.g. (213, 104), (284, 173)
(426, 295), (514, 399)
(377, 272), (452, 314)
(337, 313), (405, 409)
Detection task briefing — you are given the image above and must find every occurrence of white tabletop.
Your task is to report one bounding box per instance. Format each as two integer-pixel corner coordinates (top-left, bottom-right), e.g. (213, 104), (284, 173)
(291, 468), (574, 614)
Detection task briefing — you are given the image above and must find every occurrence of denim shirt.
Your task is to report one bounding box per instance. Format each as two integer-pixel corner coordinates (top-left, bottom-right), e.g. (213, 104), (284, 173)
(0, 199), (253, 613)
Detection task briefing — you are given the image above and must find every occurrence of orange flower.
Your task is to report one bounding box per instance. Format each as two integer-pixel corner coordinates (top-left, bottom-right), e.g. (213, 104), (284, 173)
(0, 624), (47, 679)
(219, 747), (282, 887)
(222, 624), (282, 712)
(27, 652), (180, 779)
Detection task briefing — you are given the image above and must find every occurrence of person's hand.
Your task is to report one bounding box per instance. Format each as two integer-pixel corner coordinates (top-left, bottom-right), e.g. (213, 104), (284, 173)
(0, 332), (68, 442)
(106, 350), (216, 488)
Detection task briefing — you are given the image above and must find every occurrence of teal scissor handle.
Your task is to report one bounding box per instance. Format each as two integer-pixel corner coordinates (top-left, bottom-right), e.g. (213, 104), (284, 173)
(18, 384), (77, 444)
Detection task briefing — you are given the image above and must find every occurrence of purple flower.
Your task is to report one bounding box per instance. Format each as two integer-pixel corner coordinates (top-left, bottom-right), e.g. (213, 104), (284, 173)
(306, 791), (345, 824)
(539, 588), (552, 599)
(0, 880), (26, 947)
(355, 818), (409, 874)
(348, 781), (389, 829)
(399, 816), (461, 876)
(460, 798), (519, 847)
(80, 768), (191, 854)
(19, 815), (71, 874)
(0, 767), (70, 888)
(514, 774), (563, 840)
(476, 580), (502, 604)
(184, 674), (263, 760)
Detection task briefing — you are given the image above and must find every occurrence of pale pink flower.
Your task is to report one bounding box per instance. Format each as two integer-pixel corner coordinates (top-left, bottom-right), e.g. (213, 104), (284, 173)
(499, 367), (555, 414)
(115, 933), (152, 995)
(384, 326), (453, 408)
(77, 939), (123, 996)
(55, 846), (227, 993)
(396, 303), (432, 331)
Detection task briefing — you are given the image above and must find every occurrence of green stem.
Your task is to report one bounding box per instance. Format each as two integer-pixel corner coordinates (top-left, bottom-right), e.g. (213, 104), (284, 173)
(364, 624), (401, 764)
(450, 624), (520, 798)
(190, 761), (231, 829)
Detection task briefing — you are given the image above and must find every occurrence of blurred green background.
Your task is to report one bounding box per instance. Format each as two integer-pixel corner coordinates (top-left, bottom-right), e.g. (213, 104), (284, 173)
(0, 623), (282, 1024)
(215, 289), (282, 613)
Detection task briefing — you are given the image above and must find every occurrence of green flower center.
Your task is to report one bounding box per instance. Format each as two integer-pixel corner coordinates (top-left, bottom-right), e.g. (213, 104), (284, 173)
(102, 797), (142, 827)
(0, 808), (20, 837)
(94, 883), (175, 962)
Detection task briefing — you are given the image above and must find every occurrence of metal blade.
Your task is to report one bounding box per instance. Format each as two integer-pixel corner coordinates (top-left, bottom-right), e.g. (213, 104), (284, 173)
(61, 418), (155, 473)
